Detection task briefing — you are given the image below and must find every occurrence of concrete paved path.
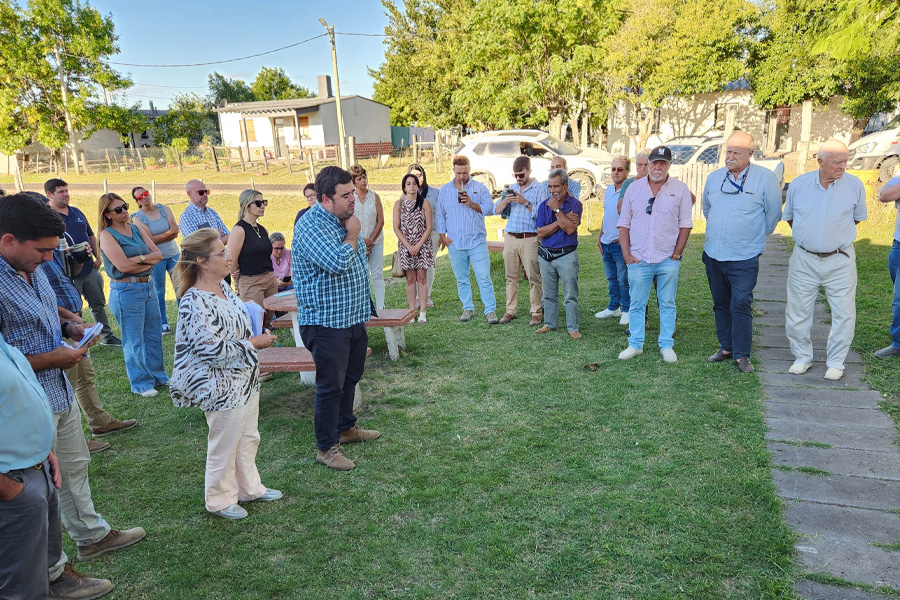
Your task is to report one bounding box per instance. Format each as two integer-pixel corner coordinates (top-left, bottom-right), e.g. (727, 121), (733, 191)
(756, 234), (900, 599)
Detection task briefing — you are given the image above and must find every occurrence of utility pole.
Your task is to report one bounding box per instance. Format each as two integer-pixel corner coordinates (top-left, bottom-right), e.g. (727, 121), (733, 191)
(319, 18), (348, 169)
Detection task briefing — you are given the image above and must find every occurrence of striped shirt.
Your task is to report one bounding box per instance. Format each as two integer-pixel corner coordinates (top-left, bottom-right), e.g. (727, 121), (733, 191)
(178, 202), (228, 238)
(292, 203), (372, 329)
(0, 254), (74, 414)
(494, 179), (544, 234)
(435, 179), (495, 250)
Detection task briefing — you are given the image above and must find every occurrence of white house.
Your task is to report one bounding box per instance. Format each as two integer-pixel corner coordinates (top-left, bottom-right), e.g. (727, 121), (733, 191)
(214, 75), (392, 160)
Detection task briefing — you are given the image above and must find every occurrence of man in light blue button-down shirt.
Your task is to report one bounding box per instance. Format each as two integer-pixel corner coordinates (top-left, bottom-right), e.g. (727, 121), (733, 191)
(701, 132), (782, 373)
(492, 156), (544, 325)
(435, 155), (498, 323)
(783, 140), (867, 381)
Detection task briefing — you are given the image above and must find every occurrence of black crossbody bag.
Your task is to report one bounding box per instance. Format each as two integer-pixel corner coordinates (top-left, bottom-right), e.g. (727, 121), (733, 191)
(538, 244), (577, 262)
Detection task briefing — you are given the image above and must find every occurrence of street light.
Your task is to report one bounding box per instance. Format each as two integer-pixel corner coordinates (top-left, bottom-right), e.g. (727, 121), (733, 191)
(319, 18), (348, 169)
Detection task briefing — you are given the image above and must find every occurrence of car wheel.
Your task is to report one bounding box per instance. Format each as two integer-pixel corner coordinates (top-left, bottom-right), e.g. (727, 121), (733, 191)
(471, 172), (496, 196)
(569, 170), (595, 200)
(878, 156), (899, 183)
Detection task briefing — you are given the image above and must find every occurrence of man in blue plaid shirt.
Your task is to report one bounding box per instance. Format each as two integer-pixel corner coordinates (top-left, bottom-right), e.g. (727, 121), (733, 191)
(293, 167), (381, 471)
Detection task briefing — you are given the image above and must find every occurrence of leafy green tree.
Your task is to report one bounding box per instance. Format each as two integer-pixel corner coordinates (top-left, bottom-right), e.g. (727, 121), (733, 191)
(250, 67), (310, 101)
(152, 93), (218, 146)
(92, 102), (149, 145)
(207, 72), (255, 105)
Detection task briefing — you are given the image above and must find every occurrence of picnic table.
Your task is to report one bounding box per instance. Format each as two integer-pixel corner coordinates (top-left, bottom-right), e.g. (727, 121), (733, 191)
(263, 292), (416, 361)
(258, 346), (372, 408)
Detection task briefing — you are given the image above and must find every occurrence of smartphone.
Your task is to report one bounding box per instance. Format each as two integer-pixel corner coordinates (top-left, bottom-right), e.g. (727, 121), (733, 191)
(283, 275), (292, 283)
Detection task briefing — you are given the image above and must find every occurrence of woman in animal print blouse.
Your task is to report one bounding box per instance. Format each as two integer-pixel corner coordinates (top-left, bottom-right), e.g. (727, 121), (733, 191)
(169, 228), (282, 520)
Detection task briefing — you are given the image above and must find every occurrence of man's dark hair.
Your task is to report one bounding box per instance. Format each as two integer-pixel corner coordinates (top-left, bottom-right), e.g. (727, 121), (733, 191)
(512, 155), (531, 172)
(44, 178), (68, 196)
(0, 193), (66, 241)
(315, 166), (353, 203)
(20, 191), (51, 203)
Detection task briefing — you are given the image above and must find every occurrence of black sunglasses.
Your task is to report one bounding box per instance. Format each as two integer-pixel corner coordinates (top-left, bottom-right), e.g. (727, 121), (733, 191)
(252, 199), (268, 208)
(107, 203), (129, 214)
(197, 190), (210, 196)
(646, 197), (656, 215)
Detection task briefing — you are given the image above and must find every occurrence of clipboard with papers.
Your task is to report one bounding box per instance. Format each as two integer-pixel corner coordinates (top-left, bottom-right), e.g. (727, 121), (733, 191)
(64, 323), (103, 350)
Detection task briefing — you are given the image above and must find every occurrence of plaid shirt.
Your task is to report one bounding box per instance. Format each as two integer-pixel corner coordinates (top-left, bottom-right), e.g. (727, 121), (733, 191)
(0, 253), (74, 414)
(178, 202), (228, 238)
(291, 203), (371, 329)
(41, 251), (83, 314)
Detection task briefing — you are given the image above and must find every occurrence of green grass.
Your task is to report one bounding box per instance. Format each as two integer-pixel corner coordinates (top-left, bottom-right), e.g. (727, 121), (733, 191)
(68, 205), (798, 598)
(804, 572), (900, 598)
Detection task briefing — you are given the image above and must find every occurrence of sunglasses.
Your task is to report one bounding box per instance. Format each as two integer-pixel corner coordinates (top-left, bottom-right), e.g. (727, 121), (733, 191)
(610, 167), (626, 172)
(646, 197), (656, 215)
(136, 191), (150, 200)
(196, 190), (210, 196)
(107, 203), (129, 214)
(252, 199), (268, 208)
(513, 172), (527, 178)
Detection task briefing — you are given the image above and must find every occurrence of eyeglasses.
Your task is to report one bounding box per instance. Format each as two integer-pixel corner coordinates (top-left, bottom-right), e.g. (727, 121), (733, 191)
(136, 192), (150, 200)
(272, 246), (286, 252)
(207, 249), (228, 258)
(107, 203), (129, 214)
(646, 197), (656, 215)
(196, 190), (210, 196)
(252, 199), (268, 208)
(304, 193), (317, 200)
(610, 167), (626, 172)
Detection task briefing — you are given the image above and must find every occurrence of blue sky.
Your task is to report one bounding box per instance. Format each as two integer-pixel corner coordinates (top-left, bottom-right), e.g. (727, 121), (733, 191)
(89, 0), (393, 109)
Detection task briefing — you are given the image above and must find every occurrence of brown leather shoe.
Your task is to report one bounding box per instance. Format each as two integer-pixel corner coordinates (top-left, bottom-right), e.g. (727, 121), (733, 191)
(569, 331), (582, 339)
(92, 418), (138, 438)
(316, 444), (355, 470)
(499, 313), (516, 324)
(49, 563), (113, 599)
(339, 425), (381, 443)
(735, 357), (755, 373)
(529, 315), (542, 326)
(87, 440), (109, 453)
(76, 527), (146, 561)
(535, 326), (556, 334)
(707, 349), (733, 363)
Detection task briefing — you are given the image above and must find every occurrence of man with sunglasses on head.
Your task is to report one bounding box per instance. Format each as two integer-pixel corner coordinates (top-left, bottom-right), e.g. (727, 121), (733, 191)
(596, 155), (632, 326)
(702, 132), (782, 374)
(617, 146), (693, 363)
(493, 156), (544, 326)
(179, 180), (229, 245)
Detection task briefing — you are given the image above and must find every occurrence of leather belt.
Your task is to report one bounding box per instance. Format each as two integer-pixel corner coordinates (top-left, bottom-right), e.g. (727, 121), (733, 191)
(112, 275), (152, 283)
(797, 244), (849, 259)
(507, 232), (538, 239)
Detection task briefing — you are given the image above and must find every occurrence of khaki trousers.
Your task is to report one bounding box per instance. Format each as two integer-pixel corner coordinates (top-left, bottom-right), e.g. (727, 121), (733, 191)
(785, 244), (857, 370)
(238, 271), (278, 328)
(502, 235), (542, 317)
(203, 392), (267, 512)
(63, 343), (111, 429)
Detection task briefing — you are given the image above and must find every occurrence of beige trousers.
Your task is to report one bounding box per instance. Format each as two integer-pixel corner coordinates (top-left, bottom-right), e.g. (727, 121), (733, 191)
(785, 244), (857, 370)
(63, 343), (111, 429)
(203, 392), (267, 512)
(238, 271), (278, 328)
(502, 235), (543, 317)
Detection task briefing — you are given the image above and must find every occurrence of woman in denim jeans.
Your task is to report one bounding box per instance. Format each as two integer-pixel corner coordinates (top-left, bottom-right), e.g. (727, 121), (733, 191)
(97, 193), (169, 397)
(132, 186), (180, 334)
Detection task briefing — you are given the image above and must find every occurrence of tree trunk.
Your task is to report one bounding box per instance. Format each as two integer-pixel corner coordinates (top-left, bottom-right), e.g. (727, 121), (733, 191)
(549, 114), (564, 140)
(635, 104), (656, 152)
(580, 112), (589, 148)
(849, 116), (869, 144)
(53, 44), (81, 175)
(567, 113), (580, 146)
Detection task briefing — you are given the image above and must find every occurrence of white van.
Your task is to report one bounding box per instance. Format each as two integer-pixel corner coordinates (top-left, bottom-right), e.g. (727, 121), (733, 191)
(848, 114), (900, 182)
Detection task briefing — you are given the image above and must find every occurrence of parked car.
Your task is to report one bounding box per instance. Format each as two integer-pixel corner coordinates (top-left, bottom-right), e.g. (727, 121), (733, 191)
(599, 133), (785, 191)
(453, 130), (614, 200)
(848, 113), (900, 183)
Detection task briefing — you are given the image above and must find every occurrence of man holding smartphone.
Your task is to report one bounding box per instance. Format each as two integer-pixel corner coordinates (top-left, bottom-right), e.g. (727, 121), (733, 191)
(493, 156), (543, 325)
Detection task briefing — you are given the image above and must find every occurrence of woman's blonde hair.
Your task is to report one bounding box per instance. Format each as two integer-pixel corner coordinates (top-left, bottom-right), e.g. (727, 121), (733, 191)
(175, 228), (221, 296)
(237, 189), (262, 221)
(97, 192), (127, 232)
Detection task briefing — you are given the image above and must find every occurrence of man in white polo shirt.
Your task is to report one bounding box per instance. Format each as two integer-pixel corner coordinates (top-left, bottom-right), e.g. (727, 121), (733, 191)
(783, 140), (867, 380)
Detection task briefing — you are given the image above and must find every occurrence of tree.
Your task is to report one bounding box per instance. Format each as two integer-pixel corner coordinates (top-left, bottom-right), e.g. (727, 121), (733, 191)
(249, 67), (310, 101)
(92, 102), (149, 145)
(207, 72), (254, 105)
(151, 93), (218, 146)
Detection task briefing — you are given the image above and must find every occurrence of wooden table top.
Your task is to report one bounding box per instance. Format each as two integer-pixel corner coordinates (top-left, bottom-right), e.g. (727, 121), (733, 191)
(262, 295), (417, 327)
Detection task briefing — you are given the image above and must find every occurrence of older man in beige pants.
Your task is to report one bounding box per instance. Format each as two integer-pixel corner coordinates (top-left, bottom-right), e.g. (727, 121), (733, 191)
(783, 140), (867, 380)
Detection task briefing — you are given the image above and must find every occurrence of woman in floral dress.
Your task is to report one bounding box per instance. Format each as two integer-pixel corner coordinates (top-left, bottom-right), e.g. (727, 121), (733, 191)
(393, 174), (434, 323)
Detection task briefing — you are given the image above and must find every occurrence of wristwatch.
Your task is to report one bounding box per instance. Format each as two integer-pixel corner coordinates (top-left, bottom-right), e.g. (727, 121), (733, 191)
(139, 255), (146, 264)
(554, 208), (561, 214)
(672, 254), (682, 261)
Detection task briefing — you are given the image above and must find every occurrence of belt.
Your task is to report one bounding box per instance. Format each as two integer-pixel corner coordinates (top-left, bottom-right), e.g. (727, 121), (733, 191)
(797, 244), (849, 259)
(112, 275), (152, 283)
(507, 232), (538, 239)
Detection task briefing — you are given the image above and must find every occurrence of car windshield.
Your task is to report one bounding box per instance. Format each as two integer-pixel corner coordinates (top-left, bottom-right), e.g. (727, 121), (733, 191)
(667, 145), (699, 165)
(882, 114), (900, 131)
(542, 135), (581, 156)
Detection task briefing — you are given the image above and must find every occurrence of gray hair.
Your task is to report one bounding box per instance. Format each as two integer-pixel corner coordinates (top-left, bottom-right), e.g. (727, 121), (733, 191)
(613, 154), (631, 170)
(269, 231), (285, 244)
(548, 168), (569, 187)
(635, 149), (651, 161)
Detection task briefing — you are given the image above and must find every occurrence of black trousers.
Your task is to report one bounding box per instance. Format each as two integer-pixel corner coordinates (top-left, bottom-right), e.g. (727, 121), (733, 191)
(299, 324), (368, 450)
(703, 252), (759, 359)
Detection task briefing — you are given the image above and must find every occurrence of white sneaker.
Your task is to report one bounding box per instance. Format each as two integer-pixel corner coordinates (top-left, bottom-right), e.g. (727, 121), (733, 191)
(595, 308), (622, 319)
(788, 360), (812, 375)
(618, 346), (643, 360)
(661, 348), (678, 363)
(824, 367), (844, 381)
(619, 312), (630, 325)
(138, 389), (158, 398)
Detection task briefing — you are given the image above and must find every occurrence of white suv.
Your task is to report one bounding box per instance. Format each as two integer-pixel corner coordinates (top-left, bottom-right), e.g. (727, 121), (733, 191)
(453, 130), (614, 199)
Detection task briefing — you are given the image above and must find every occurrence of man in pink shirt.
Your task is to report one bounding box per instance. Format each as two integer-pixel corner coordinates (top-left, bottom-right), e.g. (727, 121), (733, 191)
(617, 146), (693, 363)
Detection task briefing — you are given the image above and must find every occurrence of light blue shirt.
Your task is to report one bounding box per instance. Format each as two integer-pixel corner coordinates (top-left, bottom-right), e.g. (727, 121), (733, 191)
(601, 183), (624, 244)
(493, 179), (543, 233)
(885, 176), (900, 242)
(783, 170), (867, 252)
(567, 179), (582, 200)
(0, 331), (55, 472)
(435, 179), (494, 250)
(702, 164), (783, 261)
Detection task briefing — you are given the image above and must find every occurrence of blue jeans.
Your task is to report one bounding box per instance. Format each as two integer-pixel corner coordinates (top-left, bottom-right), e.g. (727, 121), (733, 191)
(627, 259), (681, 350)
(539, 251), (580, 332)
(889, 240), (900, 349)
(448, 242), (497, 314)
(109, 280), (169, 393)
(703, 252), (759, 359)
(601, 242), (629, 312)
(152, 253), (179, 326)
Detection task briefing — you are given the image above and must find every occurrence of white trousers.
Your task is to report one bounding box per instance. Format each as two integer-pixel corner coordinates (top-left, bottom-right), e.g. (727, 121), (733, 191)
(368, 240), (385, 310)
(785, 244), (857, 370)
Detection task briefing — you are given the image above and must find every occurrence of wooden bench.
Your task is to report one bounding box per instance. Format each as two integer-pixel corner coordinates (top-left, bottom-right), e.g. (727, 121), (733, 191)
(270, 314), (293, 330)
(366, 308), (417, 361)
(258, 346), (372, 409)
(487, 240), (504, 252)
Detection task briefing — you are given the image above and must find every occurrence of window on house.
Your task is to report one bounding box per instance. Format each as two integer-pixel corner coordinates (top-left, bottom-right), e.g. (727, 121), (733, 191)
(240, 119), (257, 142)
(297, 116), (310, 139)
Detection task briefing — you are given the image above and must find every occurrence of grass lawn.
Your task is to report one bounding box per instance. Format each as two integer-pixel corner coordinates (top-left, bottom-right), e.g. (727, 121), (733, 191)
(65, 192), (798, 599)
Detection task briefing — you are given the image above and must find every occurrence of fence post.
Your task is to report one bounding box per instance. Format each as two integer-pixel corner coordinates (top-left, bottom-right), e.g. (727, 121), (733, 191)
(436, 132), (444, 173)
(103, 178), (108, 193)
(136, 147), (145, 171)
(106, 149), (113, 173)
(307, 150), (316, 181)
(239, 147), (246, 172)
(412, 134), (419, 164)
(250, 176), (255, 189)
(347, 136), (357, 166)
(226, 147), (233, 169)
(211, 145), (220, 172)
(261, 147), (269, 172)
(151, 181), (156, 199)
(286, 147), (293, 174)
(176, 150), (184, 173)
